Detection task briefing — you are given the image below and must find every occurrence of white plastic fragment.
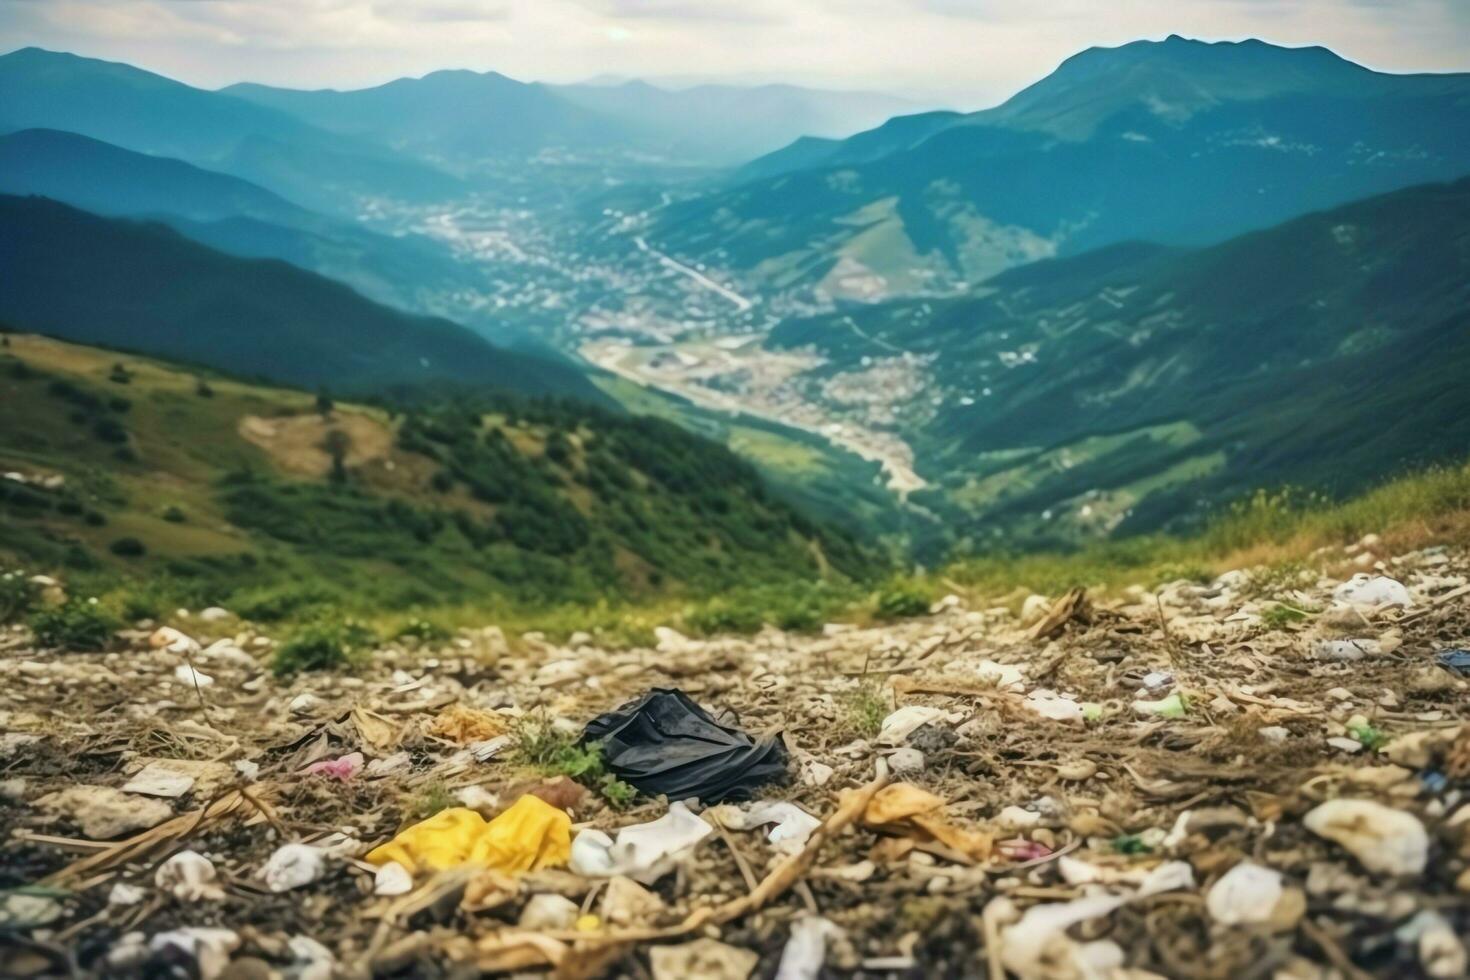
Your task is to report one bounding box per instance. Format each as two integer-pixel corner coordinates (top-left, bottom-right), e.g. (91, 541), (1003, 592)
(469, 734), (513, 761)
(122, 762), (196, 799)
(1304, 799), (1428, 876)
(287, 935), (335, 980)
(875, 705), (956, 746)
(1207, 862), (1284, 925)
(775, 915), (843, 980)
(1024, 689), (1085, 723)
(1000, 894), (1126, 980)
(108, 882), (146, 906)
(148, 927), (240, 980)
(570, 801), (713, 884)
(1333, 574), (1412, 609)
(155, 849), (225, 901)
(1397, 910), (1468, 979)
(519, 893), (582, 930)
(373, 861), (413, 896)
(261, 843), (325, 892)
(1313, 638), (1384, 661)
(715, 801), (822, 849)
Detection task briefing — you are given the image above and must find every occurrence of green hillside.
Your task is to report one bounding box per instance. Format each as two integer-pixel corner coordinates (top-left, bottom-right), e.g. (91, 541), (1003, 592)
(0, 194), (602, 402)
(768, 177), (1470, 545)
(0, 334), (869, 624)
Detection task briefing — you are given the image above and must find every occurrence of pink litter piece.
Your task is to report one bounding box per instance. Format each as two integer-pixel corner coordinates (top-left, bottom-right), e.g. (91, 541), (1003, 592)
(997, 838), (1053, 862)
(303, 752), (364, 781)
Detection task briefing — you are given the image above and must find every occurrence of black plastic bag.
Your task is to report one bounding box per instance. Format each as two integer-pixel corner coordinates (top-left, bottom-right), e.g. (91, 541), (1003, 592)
(582, 688), (788, 803)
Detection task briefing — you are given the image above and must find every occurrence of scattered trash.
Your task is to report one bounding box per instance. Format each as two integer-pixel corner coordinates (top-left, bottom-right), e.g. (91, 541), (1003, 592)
(887, 747), (926, 773)
(147, 927), (240, 980)
(999, 894), (1125, 980)
(582, 688), (788, 803)
(570, 800), (713, 882)
(1334, 574), (1412, 608)
(303, 752), (364, 781)
(121, 762), (196, 798)
(373, 860), (413, 896)
(1024, 688), (1086, 722)
(261, 843), (326, 892)
(36, 785), (172, 839)
(427, 704), (506, 743)
(1133, 692), (1187, 717)
(1435, 648), (1470, 676)
(1304, 799), (1428, 875)
(710, 799), (821, 848)
(155, 850), (225, 902)
(366, 796), (571, 875)
(518, 893), (581, 930)
(861, 783), (992, 863)
(1397, 910), (1468, 979)
(774, 915), (842, 980)
(108, 882), (146, 906)
(875, 705), (959, 746)
(1313, 637), (1386, 661)
(1206, 861), (1303, 929)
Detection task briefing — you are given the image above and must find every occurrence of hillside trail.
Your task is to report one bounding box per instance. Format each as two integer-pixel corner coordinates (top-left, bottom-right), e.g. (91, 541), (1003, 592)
(3, 539), (1470, 978)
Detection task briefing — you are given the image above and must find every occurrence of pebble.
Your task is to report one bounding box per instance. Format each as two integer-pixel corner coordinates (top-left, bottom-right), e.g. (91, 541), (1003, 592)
(1304, 799), (1428, 876)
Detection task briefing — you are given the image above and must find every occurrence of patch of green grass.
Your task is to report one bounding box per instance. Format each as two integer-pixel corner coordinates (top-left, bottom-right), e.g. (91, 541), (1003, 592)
(271, 614), (375, 677)
(873, 578), (932, 620)
(0, 571), (38, 624)
(1260, 603), (1311, 630)
(510, 720), (637, 809)
(407, 781), (455, 820)
(841, 681), (889, 740)
(29, 598), (118, 651)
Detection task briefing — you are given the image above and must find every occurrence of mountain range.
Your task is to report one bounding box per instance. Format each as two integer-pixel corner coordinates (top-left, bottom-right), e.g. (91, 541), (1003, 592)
(646, 36), (1470, 303)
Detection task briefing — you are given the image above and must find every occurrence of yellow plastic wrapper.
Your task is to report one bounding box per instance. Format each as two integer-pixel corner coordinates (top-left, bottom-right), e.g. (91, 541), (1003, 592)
(366, 796), (572, 875)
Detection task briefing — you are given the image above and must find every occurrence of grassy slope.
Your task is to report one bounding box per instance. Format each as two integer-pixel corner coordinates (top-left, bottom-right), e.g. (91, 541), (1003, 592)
(0, 194), (604, 404)
(0, 334), (871, 638)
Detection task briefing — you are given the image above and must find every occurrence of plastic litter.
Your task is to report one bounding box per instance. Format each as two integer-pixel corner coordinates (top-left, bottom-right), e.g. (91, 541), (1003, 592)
(261, 843), (325, 892)
(1304, 798), (1428, 876)
(366, 795), (571, 875)
(303, 752), (364, 781)
(582, 688), (788, 803)
(173, 663), (214, 688)
(1313, 638), (1385, 661)
(569, 800), (713, 883)
(774, 915), (842, 980)
(999, 894), (1125, 980)
(875, 705), (957, 746)
(861, 783), (992, 863)
(1023, 688), (1086, 722)
(711, 800), (821, 848)
(1397, 910), (1469, 979)
(155, 849), (225, 901)
(1206, 861), (1287, 926)
(1333, 574), (1412, 608)
(122, 762), (196, 798)
(1435, 649), (1470, 676)
(519, 893), (582, 930)
(1133, 692), (1187, 717)
(148, 927), (240, 980)
(373, 860), (413, 896)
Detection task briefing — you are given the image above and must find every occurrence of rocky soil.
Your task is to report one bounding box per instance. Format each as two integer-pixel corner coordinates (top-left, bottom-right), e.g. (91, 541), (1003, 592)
(3, 538), (1470, 979)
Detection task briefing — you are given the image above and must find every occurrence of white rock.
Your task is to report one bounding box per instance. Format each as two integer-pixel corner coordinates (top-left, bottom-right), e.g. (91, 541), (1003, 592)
(1000, 894), (1126, 980)
(36, 785), (172, 839)
(1333, 574), (1411, 609)
(966, 659), (1026, 691)
(198, 607), (232, 623)
(261, 843), (325, 892)
(148, 927), (239, 980)
(1313, 638), (1383, 661)
(1020, 594), (1052, 626)
(518, 893), (581, 930)
(653, 626), (692, 653)
(1207, 862), (1284, 925)
(108, 882), (146, 906)
(234, 760), (261, 781)
(1304, 799), (1428, 876)
(998, 805), (1042, 830)
(533, 659), (583, 687)
(373, 861), (413, 896)
(887, 747), (926, 774)
(150, 627), (200, 655)
(289, 693), (320, 715)
(155, 850), (225, 901)
(173, 663), (214, 688)
(1259, 726), (1290, 743)
(649, 938), (758, 980)
(1397, 910), (1468, 979)
(798, 756), (834, 787)
(287, 935), (335, 980)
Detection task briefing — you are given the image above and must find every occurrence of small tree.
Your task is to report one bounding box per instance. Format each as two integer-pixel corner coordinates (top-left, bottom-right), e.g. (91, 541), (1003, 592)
(323, 428), (352, 484)
(316, 391), (334, 417)
(195, 378), (214, 398)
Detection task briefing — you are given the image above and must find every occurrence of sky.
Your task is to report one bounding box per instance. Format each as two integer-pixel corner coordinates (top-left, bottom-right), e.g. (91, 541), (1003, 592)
(1, 0), (1467, 106)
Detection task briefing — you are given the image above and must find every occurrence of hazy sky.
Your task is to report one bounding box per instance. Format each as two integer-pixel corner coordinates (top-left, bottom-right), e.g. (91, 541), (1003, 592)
(2, 0), (1466, 106)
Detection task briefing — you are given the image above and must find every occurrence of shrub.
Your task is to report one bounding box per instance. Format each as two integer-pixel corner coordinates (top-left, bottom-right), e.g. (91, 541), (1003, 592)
(0, 572), (39, 623)
(271, 614), (375, 676)
(841, 681), (888, 739)
(874, 579), (932, 620)
(395, 617), (451, 643)
(109, 537), (147, 558)
(162, 506), (187, 524)
(685, 597), (765, 636)
(233, 584), (335, 622)
(195, 379), (214, 398)
(30, 599), (118, 651)
(512, 720), (636, 809)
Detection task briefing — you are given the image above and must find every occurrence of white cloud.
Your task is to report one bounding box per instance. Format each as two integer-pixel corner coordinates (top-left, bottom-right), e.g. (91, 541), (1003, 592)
(0, 0), (1464, 104)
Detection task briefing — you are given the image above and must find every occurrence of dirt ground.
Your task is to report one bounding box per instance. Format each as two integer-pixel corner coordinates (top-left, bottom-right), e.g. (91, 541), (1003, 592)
(2, 540), (1469, 979)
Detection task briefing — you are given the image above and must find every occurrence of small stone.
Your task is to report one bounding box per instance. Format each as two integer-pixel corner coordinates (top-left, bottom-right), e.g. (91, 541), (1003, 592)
(148, 927), (240, 980)
(36, 785), (173, 839)
(0, 892), (63, 927)
(108, 882), (146, 906)
(1259, 726), (1290, 742)
(649, 938), (758, 980)
(156, 849), (225, 901)
(888, 748), (926, 773)
(289, 693), (320, 715)
(519, 893), (581, 930)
